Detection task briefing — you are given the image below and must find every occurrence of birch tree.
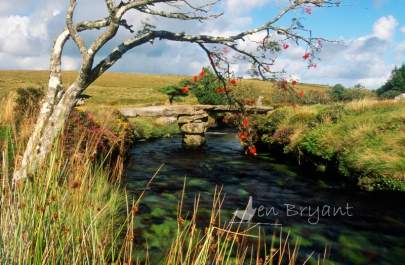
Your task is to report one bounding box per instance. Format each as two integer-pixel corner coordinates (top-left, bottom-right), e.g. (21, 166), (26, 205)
(13, 0), (340, 181)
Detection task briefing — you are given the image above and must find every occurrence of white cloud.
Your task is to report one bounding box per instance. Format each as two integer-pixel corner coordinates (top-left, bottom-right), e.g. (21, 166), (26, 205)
(0, 15), (48, 56)
(273, 16), (400, 89)
(372, 15), (398, 40)
(400, 27), (405, 33)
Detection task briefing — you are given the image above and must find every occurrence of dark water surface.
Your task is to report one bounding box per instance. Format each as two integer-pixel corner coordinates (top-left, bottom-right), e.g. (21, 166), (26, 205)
(125, 131), (405, 265)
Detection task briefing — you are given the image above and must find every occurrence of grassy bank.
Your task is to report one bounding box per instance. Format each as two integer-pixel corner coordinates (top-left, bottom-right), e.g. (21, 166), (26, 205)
(255, 99), (405, 191)
(0, 94), (131, 263)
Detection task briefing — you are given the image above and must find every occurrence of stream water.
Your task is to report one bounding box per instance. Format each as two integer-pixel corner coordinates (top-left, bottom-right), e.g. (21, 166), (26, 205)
(125, 131), (405, 265)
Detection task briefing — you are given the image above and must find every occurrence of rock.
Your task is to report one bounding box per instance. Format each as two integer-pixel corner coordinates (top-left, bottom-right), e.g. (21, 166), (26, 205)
(180, 122), (208, 134)
(256, 96), (264, 106)
(207, 115), (218, 128)
(177, 112), (208, 124)
(155, 116), (177, 125)
(182, 134), (206, 148)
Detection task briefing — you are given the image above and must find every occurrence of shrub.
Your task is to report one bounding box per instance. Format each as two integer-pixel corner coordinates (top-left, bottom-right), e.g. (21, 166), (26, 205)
(378, 89), (402, 99)
(342, 88), (375, 101)
(14, 87), (44, 117)
(159, 80), (191, 104)
(330, 84), (346, 101)
(272, 126), (294, 145)
(189, 68), (228, 105)
(330, 84), (375, 102)
(63, 110), (134, 179)
(377, 64), (405, 98)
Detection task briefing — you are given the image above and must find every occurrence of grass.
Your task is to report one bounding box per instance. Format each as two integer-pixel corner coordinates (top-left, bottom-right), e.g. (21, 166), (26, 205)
(256, 99), (405, 191)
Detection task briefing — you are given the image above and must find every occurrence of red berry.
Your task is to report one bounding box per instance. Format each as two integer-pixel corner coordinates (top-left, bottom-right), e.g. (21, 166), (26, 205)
(248, 146), (257, 156)
(242, 117), (249, 127)
(181, 86), (189, 94)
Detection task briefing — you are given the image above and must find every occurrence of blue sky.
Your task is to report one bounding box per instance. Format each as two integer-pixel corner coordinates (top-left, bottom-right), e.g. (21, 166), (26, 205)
(0, 0), (404, 89)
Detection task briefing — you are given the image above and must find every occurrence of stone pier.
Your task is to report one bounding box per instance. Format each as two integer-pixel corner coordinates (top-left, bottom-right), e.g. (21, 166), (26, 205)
(177, 111), (209, 148)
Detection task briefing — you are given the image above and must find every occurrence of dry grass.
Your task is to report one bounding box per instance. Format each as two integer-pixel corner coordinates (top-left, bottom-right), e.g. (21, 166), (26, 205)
(0, 70), (330, 110)
(0, 70), (196, 109)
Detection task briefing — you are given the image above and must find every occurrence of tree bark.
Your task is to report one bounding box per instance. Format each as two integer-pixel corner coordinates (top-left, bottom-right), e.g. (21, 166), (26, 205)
(13, 82), (82, 182)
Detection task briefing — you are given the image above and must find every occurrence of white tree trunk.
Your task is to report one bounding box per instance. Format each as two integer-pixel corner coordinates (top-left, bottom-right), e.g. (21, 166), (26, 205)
(13, 82), (82, 182)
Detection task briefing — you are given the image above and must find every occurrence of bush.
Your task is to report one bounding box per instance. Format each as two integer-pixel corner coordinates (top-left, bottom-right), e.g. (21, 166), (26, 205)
(330, 84), (346, 101)
(63, 110), (134, 179)
(378, 89), (402, 99)
(159, 80), (190, 104)
(14, 87), (44, 116)
(190, 68), (228, 105)
(377, 64), (405, 98)
(342, 88), (375, 101)
(329, 84), (375, 102)
(255, 100), (405, 191)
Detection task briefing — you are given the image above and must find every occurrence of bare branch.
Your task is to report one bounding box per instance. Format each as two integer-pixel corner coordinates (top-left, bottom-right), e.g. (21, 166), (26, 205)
(88, 32), (155, 84)
(137, 6), (222, 21)
(66, 0), (88, 56)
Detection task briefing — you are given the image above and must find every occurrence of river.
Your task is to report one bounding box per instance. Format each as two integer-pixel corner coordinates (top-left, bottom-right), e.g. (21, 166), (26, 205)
(125, 131), (405, 265)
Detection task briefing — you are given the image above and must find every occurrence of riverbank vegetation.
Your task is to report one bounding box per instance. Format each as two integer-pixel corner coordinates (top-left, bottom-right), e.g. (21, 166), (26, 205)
(254, 99), (405, 191)
(0, 92), (130, 263)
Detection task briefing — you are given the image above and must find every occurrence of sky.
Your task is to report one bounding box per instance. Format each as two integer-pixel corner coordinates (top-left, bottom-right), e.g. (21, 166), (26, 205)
(0, 0), (404, 89)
